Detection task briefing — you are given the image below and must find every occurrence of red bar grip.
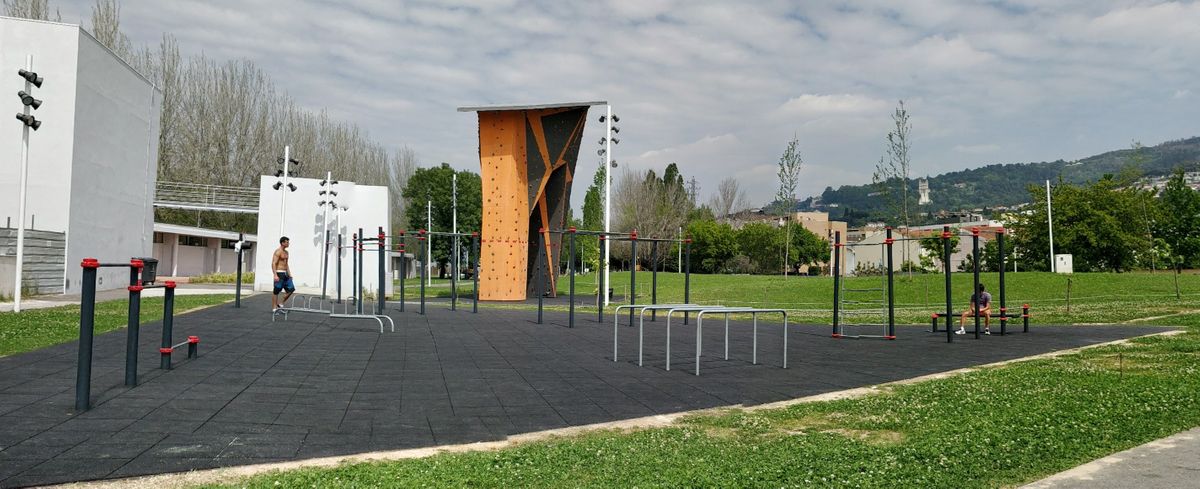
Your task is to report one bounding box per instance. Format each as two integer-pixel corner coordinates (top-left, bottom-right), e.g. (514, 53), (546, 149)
(81, 258), (100, 268)
(165, 281), (176, 289)
(188, 336), (199, 344)
(159, 347), (173, 354)
(128, 285), (144, 292)
(130, 259), (144, 269)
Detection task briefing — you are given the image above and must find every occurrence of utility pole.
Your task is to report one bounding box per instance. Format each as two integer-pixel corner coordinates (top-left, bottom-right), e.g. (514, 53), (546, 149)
(1046, 180), (1055, 273)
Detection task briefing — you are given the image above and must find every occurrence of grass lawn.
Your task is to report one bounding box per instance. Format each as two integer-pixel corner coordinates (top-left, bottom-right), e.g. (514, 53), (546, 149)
(206, 273), (1200, 488)
(0, 295), (235, 357)
(417, 270), (1200, 325)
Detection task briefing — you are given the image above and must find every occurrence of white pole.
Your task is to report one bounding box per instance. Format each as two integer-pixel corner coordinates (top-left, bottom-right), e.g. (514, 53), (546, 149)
(279, 145), (289, 237)
(603, 105), (612, 305)
(427, 197), (432, 286)
(452, 173), (458, 272)
(320, 171), (331, 295)
(677, 226), (682, 273)
(13, 54), (33, 312)
(1046, 180), (1055, 273)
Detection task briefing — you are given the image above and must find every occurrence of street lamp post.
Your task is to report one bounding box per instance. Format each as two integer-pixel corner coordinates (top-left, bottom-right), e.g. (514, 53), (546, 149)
(600, 107), (619, 305)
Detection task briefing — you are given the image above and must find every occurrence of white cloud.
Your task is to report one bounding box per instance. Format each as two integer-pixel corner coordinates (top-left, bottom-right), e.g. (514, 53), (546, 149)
(953, 144), (1000, 154)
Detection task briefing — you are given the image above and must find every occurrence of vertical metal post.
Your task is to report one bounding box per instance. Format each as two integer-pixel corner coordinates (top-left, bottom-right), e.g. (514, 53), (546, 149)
(1023, 304), (1030, 332)
(885, 228), (895, 339)
(419, 231), (427, 315)
(451, 233), (459, 311)
(972, 228), (981, 339)
(160, 282), (176, 369)
(998, 228), (1007, 335)
(322, 229), (330, 299)
(125, 262), (142, 387)
(399, 232), (406, 312)
(628, 231), (638, 327)
(598, 235), (606, 323)
(336, 233), (343, 304)
(832, 231), (841, 336)
(537, 230), (545, 324)
(684, 238), (692, 325)
(352, 233), (359, 312)
(357, 227), (365, 315)
(76, 260), (98, 411)
(235, 233), (244, 308)
(378, 227), (386, 315)
(943, 226), (953, 343)
(651, 241), (659, 321)
(472, 233), (479, 313)
(569, 229), (577, 328)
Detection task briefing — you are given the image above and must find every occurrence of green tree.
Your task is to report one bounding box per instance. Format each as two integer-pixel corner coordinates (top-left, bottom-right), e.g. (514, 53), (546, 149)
(402, 164), (482, 277)
(581, 165), (605, 273)
(1154, 169), (1200, 267)
(736, 222), (785, 274)
(786, 223), (831, 272)
(686, 219), (739, 273)
(1011, 177), (1154, 272)
(919, 232), (960, 271)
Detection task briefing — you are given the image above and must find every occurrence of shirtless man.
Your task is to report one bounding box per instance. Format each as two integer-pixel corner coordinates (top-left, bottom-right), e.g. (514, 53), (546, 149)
(271, 236), (295, 312)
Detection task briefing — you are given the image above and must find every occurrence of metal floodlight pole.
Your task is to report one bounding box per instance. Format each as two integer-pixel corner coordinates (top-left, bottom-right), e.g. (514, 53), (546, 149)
(1046, 180), (1055, 273)
(13, 54), (34, 313)
(279, 145), (290, 237)
(603, 104), (612, 306)
(321, 171), (331, 299)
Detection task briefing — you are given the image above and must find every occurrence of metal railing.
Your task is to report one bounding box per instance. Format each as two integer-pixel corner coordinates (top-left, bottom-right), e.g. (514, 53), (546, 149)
(154, 181), (259, 213)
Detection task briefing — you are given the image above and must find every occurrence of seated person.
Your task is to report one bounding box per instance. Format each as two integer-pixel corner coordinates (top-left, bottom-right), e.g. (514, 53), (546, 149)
(957, 283), (992, 335)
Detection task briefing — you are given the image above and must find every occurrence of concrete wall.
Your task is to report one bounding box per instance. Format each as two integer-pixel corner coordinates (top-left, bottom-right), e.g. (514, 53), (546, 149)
(1, 18), (159, 295)
(65, 30), (159, 294)
(0, 256), (12, 298)
(254, 177), (392, 297)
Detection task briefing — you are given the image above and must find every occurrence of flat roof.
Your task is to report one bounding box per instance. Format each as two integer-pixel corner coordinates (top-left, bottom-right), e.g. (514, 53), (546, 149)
(457, 101), (607, 112)
(153, 222), (257, 242)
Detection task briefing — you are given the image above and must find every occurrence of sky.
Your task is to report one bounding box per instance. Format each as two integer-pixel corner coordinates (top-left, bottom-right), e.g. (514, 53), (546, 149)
(45, 0), (1200, 212)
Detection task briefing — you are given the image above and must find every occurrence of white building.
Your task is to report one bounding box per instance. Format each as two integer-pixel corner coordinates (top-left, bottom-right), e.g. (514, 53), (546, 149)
(151, 223), (257, 278)
(1, 17), (160, 296)
(254, 176), (392, 297)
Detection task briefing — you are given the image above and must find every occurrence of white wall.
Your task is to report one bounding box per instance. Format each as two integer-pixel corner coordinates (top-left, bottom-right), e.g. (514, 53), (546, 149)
(64, 30), (159, 294)
(0, 18), (79, 236)
(254, 176), (392, 297)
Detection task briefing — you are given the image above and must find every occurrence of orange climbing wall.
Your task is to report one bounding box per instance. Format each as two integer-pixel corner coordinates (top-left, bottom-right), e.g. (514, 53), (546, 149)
(476, 106), (590, 301)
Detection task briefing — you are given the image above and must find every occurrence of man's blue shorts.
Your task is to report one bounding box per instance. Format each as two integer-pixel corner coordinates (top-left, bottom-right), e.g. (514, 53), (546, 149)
(274, 272), (295, 294)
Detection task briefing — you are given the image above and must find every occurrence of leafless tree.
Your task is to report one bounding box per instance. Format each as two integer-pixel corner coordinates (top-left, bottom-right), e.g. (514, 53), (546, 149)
(2, 0), (60, 20)
(708, 177), (748, 221)
(20, 0), (419, 233)
(612, 169), (691, 269)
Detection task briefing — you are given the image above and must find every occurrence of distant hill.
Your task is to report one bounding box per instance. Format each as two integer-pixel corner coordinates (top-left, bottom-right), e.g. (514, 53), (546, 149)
(810, 137), (1200, 225)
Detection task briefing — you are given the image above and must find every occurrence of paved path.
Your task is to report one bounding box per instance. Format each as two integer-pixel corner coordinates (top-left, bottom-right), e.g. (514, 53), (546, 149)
(1023, 428), (1200, 488)
(0, 296), (1172, 487)
(0, 284), (248, 312)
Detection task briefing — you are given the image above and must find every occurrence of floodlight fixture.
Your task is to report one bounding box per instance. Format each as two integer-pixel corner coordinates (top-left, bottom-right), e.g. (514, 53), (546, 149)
(611, 126), (619, 134)
(287, 182), (297, 192)
(611, 160), (618, 168)
(597, 148), (606, 156)
(273, 181), (283, 190)
(318, 200), (327, 206)
(610, 137), (620, 145)
(599, 137), (607, 145)
(611, 114), (619, 123)
(274, 169), (284, 177)
(17, 91), (41, 109)
(14, 113), (40, 130)
(17, 69), (42, 88)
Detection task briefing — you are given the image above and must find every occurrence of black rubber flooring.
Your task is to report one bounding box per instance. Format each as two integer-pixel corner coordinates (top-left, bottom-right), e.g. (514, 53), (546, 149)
(0, 295), (1172, 487)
